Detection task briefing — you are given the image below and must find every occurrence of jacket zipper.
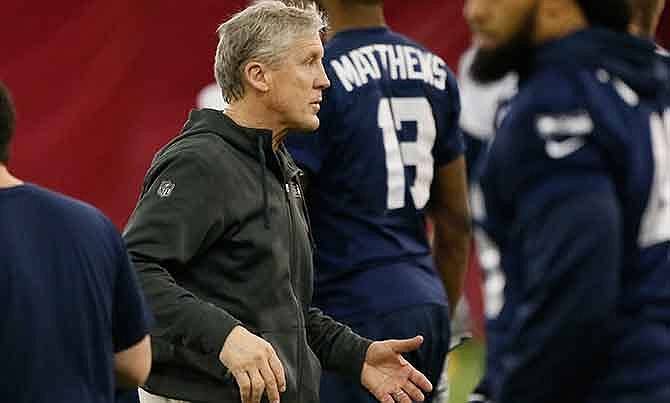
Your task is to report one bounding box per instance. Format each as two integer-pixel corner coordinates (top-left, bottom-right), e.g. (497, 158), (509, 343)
(275, 152), (305, 402)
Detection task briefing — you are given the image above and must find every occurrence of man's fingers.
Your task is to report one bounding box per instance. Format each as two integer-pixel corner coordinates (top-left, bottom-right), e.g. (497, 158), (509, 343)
(402, 381), (425, 402)
(268, 348), (287, 392)
(409, 367), (433, 392)
(380, 392), (395, 403)
(233, 370), (252, 403)
(389, 335), (424, 353)
(259, 360), (281, 403)
(392, 389), (412, 403)
(249, 368), (266, 403)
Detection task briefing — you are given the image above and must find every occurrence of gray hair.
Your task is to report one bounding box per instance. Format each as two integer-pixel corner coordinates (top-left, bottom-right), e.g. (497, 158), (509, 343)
(214, 1), (327, 103)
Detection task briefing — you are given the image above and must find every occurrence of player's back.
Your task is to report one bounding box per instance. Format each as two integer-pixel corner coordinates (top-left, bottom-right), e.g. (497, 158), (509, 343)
(287, 28), (463, 319)
(481, 29), (670, 402)
(0, 184), (122, 402)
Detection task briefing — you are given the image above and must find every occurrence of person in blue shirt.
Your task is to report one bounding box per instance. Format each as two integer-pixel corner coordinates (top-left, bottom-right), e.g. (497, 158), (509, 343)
(285, 1), (472, 402)
(464, 0), (670, 402)
(0, 81), (153, 403)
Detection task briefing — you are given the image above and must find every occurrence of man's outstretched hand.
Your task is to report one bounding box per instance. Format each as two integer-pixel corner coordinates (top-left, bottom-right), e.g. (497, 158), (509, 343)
(361, 336), (433, 403)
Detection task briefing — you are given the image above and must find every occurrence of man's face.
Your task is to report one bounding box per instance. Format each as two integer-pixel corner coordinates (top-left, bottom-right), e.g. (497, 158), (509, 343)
(465, 0), (538, 82)
(267, 32), (330, 132)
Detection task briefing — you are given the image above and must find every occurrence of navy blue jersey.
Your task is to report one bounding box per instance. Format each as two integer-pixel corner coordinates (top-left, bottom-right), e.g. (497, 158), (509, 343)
(286, 27), (464, 319)
(480, 29), (670, 403)
(0, 184), (152, 403)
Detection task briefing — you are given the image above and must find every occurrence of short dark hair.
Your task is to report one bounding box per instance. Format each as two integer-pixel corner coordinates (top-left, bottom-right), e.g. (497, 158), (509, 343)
(0, 82), (15, 164)
(576, 0), (632, 32)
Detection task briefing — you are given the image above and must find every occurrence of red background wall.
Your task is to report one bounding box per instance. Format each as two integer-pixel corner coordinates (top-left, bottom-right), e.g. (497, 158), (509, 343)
(0, 0), (469, 227)
(2, 2), (667, 227)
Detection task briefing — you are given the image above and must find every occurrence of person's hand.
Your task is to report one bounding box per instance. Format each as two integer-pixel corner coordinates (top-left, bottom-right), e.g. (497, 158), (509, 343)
(219, 326), (286, 403)
(360, 335), (433, 403)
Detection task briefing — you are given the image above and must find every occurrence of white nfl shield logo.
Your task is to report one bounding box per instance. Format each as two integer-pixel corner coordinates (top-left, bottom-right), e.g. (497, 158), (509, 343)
(157, 180), (175, 198)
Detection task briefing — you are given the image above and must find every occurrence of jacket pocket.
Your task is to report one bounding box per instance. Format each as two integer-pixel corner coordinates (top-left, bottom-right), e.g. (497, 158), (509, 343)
(259, 330), (300, 397)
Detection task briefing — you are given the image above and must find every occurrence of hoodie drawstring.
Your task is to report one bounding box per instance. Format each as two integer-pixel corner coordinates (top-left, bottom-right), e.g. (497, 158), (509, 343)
(258, 136), (271, 229)
(296, 173), (317, 252)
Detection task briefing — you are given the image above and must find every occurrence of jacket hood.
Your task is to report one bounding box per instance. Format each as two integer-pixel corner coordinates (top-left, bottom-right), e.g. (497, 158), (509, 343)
(533, 28), (670, 96)
(178, 108), (274, 158)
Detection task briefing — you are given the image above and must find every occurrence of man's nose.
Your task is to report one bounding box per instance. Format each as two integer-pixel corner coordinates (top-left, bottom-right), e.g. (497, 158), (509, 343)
(315, 63), (330, 89)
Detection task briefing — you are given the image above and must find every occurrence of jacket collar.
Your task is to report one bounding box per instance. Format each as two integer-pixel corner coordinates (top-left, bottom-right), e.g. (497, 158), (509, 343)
(180, 108), (275, 161)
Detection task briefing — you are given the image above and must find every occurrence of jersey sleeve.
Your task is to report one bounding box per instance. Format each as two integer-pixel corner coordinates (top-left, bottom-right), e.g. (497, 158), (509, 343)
(111, 227), (153, 353)
(434, 70), (466, 166)
(483, 104), (624, 403)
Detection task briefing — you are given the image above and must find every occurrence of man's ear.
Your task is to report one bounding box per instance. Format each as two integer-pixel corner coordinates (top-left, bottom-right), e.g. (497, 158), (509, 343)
(243, 61), (271, 93)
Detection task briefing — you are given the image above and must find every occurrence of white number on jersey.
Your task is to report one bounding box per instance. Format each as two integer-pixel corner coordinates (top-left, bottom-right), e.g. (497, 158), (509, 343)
(377, 97), (437, 210)
(639, 108), (670, 247)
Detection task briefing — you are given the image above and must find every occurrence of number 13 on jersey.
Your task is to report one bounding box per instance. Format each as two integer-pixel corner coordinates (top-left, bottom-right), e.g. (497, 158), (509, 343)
(378, 97), (437, 210)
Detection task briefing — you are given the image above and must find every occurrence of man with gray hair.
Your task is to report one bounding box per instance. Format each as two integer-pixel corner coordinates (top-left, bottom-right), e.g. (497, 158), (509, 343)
(124, 2), (433, 403)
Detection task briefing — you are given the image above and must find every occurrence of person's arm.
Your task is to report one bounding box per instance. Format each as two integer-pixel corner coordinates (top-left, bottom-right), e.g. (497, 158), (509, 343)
(110, 226), (153, 389)
(428, 67), (471, 315)
(427, 156), (471, 315)
(123, 147), (240, 356)
(495, 187), (621, 403)
(115, 335), (152, 388)
(305, 307), (372, 378)
(306, 308), (433, 403)
(485, 103), (622, 402)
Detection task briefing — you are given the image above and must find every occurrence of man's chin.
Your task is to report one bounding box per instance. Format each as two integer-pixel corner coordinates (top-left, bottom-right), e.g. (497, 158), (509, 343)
(303, 117), (320, 132)
(470, 47), (517, 84)
(470, 7), (536, 84)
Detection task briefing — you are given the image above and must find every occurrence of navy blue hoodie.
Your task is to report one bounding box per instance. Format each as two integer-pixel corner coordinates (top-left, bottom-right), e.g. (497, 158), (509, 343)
(480, 29), (670, 403)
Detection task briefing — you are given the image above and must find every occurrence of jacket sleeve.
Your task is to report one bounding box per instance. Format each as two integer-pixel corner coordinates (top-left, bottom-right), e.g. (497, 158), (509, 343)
(305, 307), (373, 380)
(123, 148), (240, 357)
(495, 188), (621, 403)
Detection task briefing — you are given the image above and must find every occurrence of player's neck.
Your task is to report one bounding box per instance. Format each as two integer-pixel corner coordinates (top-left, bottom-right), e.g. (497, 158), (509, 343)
(326, 6), (386, 39)
(224, 101), (285, 152)
(0, 165), (23, 189)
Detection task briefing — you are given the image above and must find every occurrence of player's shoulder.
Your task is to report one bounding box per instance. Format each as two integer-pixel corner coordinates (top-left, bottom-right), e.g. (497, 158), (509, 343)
(504, 65), (606, 136)
(24, 183), (116, 236)
(377, 28), (458, 92)
(26, 184), (101, 216)
(520, 68), (587, 113)
(323, 27), (454, 88)
(324, 27), (412, 52)
(493, 68), (600, 165)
